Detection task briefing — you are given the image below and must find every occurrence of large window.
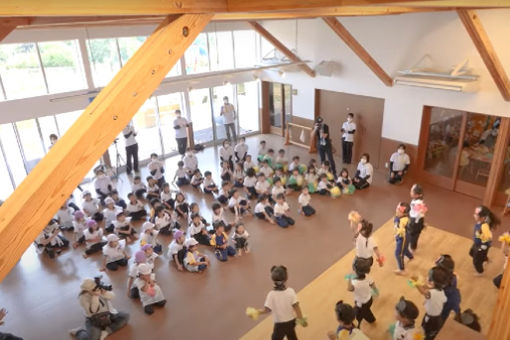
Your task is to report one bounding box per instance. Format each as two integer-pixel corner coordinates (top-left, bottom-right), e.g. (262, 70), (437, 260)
(0, 43), (47, 99)
(237, 81), (260, 134)
(118, 36), (146, 66)
(132, 98), (162, 159)
(37, 115), (59, 152)
(234, 31), (258, 68)
(38, 40), (87, 93)
(0, 145), (13, 200)
(87, 38), (121, 88)
(189, 89), (213, 144)
(208, 31), (234, 71)
(185, 33), (209, 74)
(0, 124), (26, 186)
(157, 93), (183, 155)
(15, 119), (45, 172)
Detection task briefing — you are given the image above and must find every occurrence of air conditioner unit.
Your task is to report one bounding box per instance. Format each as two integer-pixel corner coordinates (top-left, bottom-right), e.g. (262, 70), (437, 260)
(394, 76), (479, 93)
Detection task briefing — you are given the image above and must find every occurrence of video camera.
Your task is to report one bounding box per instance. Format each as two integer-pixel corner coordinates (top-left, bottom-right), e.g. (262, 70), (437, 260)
(94, 276), (113, 291)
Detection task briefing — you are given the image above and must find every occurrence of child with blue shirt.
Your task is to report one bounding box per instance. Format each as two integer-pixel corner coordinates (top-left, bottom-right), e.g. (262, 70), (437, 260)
(210, 222), (236, 261)
(394, 202), (414, 275)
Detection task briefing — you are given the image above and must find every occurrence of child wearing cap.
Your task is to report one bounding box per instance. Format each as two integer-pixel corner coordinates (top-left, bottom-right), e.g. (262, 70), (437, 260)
(348, 257), (378, 327)
(127, 250), (148, 298)
(81, 190), (100, 217)
(210, 223), (236, 261)
(173, 160), (190, 186)
(83, 220), (106, 258)
(55, 203), (74, 231)
(274, 194), (295, 228)
(113, 212), (137, 244)
(135, 263), (166, 315)
(34, 219), (70, 258)
(140, 222), (162, 254)
(232, 223), (250, 256)
(254, 194), (275, 224)
(298, 186), (315, 217)
(126, 193), (147, 221)
(148, 153), (166, 188)
(253, 265), (307, 339)
(393, 297), (423, 340)
(103, 197), (122, 234)
(94, 168), (114, 204)
(142, 244), (159, 268)
(168, 230), (185, 271)
(327, 300), (368, 340)
(203, 171), (219, 194)
(183, 238), (210, 273)
(72, 210), (87, 248)
(412, 266), (448, 340)
(101, 234), (129, 271)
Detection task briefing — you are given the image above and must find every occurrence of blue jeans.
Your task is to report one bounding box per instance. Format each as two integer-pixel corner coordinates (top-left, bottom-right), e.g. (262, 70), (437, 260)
(76, 312), (129, 340)
(215, 246), (236, 261)
(395, 235), (413, 270)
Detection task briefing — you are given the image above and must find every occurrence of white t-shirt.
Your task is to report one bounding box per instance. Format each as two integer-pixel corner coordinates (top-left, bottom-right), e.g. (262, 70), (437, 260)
(167, 240), (183, 258)
(103, 207), (122, 226)
(264, 288), (298, 323)
(219, 146), (234, 161)
(272, 186), (285, 199)
(114, 220), (131, 234)
(136, 280), (165, 307)
(317, 181), (329, 191)
(183, 155), (198, 172)
(174, 167), (187, 179)
(132, 182), (146, 193)
(390, 152), (411, 172)
(244, 176), (257, 187)
(221, 103), (236, 124)
(126, 200), (145, 213)
(102, 242), (125, 263)
(274, 202), (289, 216)
(94, 176), (113, 195)
(84, 228), (104, 245)
(148, 159), (165, 180)
(82, 199), (99, 216)
(174, 117), (189, 139)
(254, 202), (268, 214)
(424, 289), (446, 316)
(212, 209), (227, 225)
(56, 207), (74, 228)
(188, 222), (205, 237)
(155, 212), (171, 229)
(356, 162), (374, 184)
(147, 183), (159, 194)
(161, 190), (172, 202)
(123, 123), (137, 147)
(298, 193), (311, 206)
(255, 180), (270, 193)
(288, 162), (299, 173)
(260, 166), (274, 178)
(228, 196), (244, 208)
(244, 160), (256, 172)
(342, 121), (356, 142)
(410, 198), (425, 221)
(234, 143), (248, 159)
(351, 276), (374, 307)
(393, 321), (422, 340)
(355, 235), (376, 259)
(203, 177), (216, 188)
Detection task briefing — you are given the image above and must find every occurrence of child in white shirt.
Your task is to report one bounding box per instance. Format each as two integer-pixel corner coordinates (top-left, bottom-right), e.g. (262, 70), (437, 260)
(203, 170), (219, 194)
(94, 168), (114, 203)
(260, 160), (274, 178)
(154, 206), (174, 235)
(132, 176), (147, 201)
(83, 220), (106, 257)
(148, 153), (166, 187)
(243, 168), (258, 199)
(233, 162), (245, 188)
(101, 234), (129, 271)
(174, 192), (189, 218)
(212, 203), (234, 232)
(188, 213), (210, 246)
(317, 174), (332, 196)
(348, 257), (378, 327)
(114, 212), (138, 243)
(274, 194), (294, 228)
(183, 150), (198, 177)
(298, 187), (315, 217)
(34, 219), (69, 258)
(146, 176), (160, 201)
(190, 169), (203, 191)
(275, 149), (288, 172)
(355, 220), (383, 267)
(217, 181), (232, 205)
(220, 160), (233, 182)
(228, 189), (251, 217)
(160, 183), (174, 210)
(287, 168), (304, 192)
(173, 160), (189, 186)
(183, 238), (210, 273)
(103, 197), (122, 233)
(254, 194), (275, 224)
(243, 154), (256, 173)
(81, 190), (99, 217)
(56, 203), (74, 231)
(232, 223), (250, 255)
(234, 137), (248, 162)
(140, 221), (162, 254)
(393, 297), (423, 340)
(135, 263), (166, 315)
(126, 193), (147, 221)
(72, 210), (87, 248)
(271, 177), (286, 202)
(219, 140), (235, 170)
(255, 173), (271, 197)
(167, 230), (185, 271)
(257, 140), (267, 163)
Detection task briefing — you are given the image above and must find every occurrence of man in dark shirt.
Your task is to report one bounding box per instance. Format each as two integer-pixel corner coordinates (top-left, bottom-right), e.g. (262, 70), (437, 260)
(312, 116), (337, 175)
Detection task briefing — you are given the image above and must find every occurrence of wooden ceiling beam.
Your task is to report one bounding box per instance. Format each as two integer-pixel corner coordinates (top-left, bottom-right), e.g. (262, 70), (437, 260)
(322, 16), (393, 86)
(457, 9), (510, 101)
(0, 13), (212, 282)
(248, 21), (315, 77)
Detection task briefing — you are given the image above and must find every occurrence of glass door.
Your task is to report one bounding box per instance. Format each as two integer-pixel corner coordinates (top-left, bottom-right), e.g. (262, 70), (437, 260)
(189, 88), (214, 145)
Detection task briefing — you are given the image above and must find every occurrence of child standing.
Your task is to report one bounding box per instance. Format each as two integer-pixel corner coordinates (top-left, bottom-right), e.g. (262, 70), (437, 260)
(408, 184), (428, 252)
(253, 265), (307, 340)
(234, 137), (248, 162)
(413, 266), (448, 340)
(232, 223), (250, 255)
(298, 187), (315, 217)
(148, 153), (166, 188)
(347, 257), (377, 327)
(254, 194), (275, 224)
(100, 234), (129, 271)
(219, 140), (234, 170)
(274, 194), (295, 228)
(470, 205), (499, 275)
(394, 202), (414, 275)
(355, 220), (383, 268)
(203, 171), (219, 194)
(393, 297), (423, 340)
(173, 161), (190, 186)
(210, 223), (236, 261)
(435, 255), (461, 321)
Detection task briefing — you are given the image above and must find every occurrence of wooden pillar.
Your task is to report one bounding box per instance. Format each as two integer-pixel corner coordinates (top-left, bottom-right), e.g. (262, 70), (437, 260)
(260, 81), (271, 134)
(0, 14), (212, 282)
(187, 122), (195, 150)
(487, 256), (510, 340)
(483, 117), (510, 206)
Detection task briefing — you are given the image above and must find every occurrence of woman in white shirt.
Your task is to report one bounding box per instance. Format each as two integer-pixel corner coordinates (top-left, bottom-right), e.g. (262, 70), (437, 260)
(389, 144), (411, 185)
(353, 153), (373, 190)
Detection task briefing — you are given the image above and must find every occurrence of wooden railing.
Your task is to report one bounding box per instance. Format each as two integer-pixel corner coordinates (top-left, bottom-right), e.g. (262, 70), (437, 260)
(284, 122), (316, 153)
(487, 255), (510, 340)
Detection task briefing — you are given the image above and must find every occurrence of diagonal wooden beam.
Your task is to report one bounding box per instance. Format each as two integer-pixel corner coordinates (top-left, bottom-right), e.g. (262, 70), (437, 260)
(0, 13), (212, 282)
(322, 16), (393, 86)
(0, 17), (30, 41)
(248, 21), (315, 77)
(457, 9), (510, 101)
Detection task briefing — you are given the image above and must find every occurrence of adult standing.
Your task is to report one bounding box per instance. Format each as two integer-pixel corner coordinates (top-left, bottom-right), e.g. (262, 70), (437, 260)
(173, 109), (190, 156)
(341, 113), (356, 164)
(123, 121), (138, 175)
(220, 96), (236, 142)
(312, 116), (337, 175)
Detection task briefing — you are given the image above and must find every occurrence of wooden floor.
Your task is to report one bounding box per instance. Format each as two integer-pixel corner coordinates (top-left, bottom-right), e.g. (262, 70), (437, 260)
(241, 220), (503, 340)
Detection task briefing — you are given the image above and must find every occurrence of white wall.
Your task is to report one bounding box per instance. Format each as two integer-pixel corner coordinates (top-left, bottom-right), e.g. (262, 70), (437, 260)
(259, 10), (510, 145)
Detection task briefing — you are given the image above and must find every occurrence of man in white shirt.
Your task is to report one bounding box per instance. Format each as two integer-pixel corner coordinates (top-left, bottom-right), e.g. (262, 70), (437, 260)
(389, 144), (411, 184)
(173, 109), (190, 156)
(123, 121), (138, 175)
(220, 96), (237, 142)
(341, 113), (356, 164)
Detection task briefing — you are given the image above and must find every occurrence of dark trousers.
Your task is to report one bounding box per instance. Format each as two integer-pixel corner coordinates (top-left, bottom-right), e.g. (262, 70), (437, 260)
(76, 312), (129, 340)
(470, 244), (490, 273)
(409, 218), (424, 251)
(176, 177), (189, 186)
(342, 140), (353, 164)
(129, 210), (147, 221)
(389, 171), (405, 184)
(0, 332), (23, 340)
(355, 297), (376, 327)
(125, 144), (139, 174)
(85, 242), (106, 255)
(106, 258), (128, 271)
(176, 137), (187, 155)
(215, 246), (236, 261)
(246, 186), (257, 199)
(224, 123), (237, 142)
(494, 273), (503, 288)
(271, 319), (297, 340)
(422, 314), (443, 340)
(144, 300), (166, 315)
(318, 145), (336, 175)
(395, 235), (413, 270)
(441, 291), (461, 321)
(276, 215), (295, 228)
(353, 177), (369, 190)
(302, 205), (316, 216)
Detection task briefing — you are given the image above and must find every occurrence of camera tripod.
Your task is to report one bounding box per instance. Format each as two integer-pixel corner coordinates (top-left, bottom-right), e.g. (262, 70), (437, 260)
(112, 139), (125, 182)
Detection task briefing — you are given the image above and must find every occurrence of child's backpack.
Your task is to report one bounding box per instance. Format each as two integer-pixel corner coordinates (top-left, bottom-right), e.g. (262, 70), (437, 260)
(176, 247), (188, 265)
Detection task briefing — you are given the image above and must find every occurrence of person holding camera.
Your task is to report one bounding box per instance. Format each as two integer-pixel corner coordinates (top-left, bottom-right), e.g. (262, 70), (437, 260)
(312, 116), (337, 176)
(123, 121), (138, 176)
(70, 278), (129, 340)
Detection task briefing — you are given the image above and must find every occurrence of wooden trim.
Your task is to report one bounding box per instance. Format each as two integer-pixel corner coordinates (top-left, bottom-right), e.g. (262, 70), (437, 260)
(0, 14), (212, 282)
(454, 180), (485, 199)
(322, 17), (393, 87)
(187, 121), (195, 150)
(451, 112), (468, 188)
(457, 9), (510, 101)
(416, 106), (431, 176)
(314, 89), (320, 120)
(248, 21), (316, 78)
(260, 81), (270, 134)
(483, 117), (510, 206)
(488, 256), (510, 340)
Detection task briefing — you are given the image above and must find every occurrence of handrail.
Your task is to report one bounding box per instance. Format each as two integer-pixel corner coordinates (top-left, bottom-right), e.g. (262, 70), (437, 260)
(285, 122), (317, 153)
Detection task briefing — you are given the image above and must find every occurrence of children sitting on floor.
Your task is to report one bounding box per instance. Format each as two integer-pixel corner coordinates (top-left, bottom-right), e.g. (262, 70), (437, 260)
(72, 210), (87, 248)
(217, 181), (231, 205)
(173, 161), (190, 186)
(274, 193), (295, 228)
(232, 222), (250, 256)
(243, 168), (258, 199)
(190, 169), (204, 191)
(183, 238), (210, 273)
(111, 189), (127, 210)
(212, 203), (234, 232)
(271, 177), (286, 202)
(34, 219), (69, 258)
(114, 211), (137, 243)
(100, 234), (129, 271)
(298, 186), (316, 217)
(259, 160), (274, 178)
(83, 219), (106, 258)
(56, 203), (74, 231)
(304, 167), (318, 194)
(210, 222), (236, 261)
(132, 176), (147, 201)
(287, 168), (304, 192)
(183, 149), (199, 178)
(103, 197), (122, 233)
(233, 162), (245, 188)
(337, 168), (355, 195)
(255, 173), (271, 197)
(146, 176), (160, 201)
(140, 221), (162, 254)
(228, 189), (251, 218)
(203, 171), (219, 194)
(254, 194), (275, 224)
(135, 263), (166, 315)
(174, 192), (189, 219)
(148, 153), (166, 188)
(94, 168), (114, 204)
(154, 206), (174, 235)
(244, 154), (256, 173)
(168, 230), (185, 271)
(219, 140), (234, 170)
(81, 190), (100, 217)
(188, 213), (210, 246)
(126, 193), (147, 221)
(160, 183), (174, 210)
(127, 250), (148, 298)
(275, 149), (288, 172)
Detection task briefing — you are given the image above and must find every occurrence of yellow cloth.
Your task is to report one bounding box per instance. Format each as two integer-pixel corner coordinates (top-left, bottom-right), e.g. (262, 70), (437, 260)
(246, 307), (260, 320)
(330, 186), (341, 198)
(499, 232), (510, 245)
(475, 223), (492, 243)
(394, 216), (409, 238)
